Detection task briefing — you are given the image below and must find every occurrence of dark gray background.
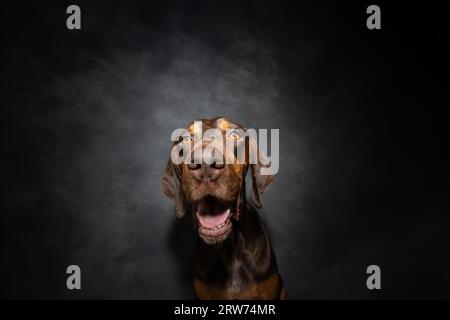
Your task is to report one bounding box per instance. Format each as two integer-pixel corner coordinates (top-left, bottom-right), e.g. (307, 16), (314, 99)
(2, 1), (450, 299)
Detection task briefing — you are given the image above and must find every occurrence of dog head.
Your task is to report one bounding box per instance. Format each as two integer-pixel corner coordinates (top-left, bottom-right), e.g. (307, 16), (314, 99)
(162, 117), (274, 244)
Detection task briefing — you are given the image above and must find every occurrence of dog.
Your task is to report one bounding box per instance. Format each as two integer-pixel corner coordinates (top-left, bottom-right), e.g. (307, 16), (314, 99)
(162, 117), (287, 299)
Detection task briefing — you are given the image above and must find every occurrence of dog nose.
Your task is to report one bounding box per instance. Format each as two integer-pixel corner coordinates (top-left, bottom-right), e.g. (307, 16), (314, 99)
(205, 161), (225, 181)
(188, 161), (224, 181)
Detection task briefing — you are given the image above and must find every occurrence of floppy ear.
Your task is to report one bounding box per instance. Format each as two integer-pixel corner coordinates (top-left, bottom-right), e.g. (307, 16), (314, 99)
(161, 159), (187, 217)
(248, 139), (275, 209)
(250, 163), (274, 209)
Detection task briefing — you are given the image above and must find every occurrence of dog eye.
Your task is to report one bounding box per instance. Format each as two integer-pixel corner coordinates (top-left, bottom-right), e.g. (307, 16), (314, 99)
(181, 135), (192, 144)
(227, 130), (241, 141)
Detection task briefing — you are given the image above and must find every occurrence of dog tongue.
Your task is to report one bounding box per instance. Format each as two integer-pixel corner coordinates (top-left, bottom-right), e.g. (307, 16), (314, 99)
(197, 210), (229, 228)
(196, 197), (230, 228)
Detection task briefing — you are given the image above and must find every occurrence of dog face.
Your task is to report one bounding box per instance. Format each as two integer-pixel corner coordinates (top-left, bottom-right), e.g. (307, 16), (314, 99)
(162, 117), (274, 244)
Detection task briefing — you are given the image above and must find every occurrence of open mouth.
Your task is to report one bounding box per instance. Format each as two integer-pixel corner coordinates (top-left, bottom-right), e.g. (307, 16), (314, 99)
(195, 195), (233, 243)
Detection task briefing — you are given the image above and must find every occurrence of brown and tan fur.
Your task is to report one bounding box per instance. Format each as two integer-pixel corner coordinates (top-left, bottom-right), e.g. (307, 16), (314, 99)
(162, 117), (287, 299)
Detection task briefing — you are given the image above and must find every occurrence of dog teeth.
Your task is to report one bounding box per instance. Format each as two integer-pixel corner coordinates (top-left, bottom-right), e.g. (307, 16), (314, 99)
(200, 219), (230, 232)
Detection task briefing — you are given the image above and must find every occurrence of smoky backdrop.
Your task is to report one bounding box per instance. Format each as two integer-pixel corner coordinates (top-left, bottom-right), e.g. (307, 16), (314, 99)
(2, 0), (449, 298)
